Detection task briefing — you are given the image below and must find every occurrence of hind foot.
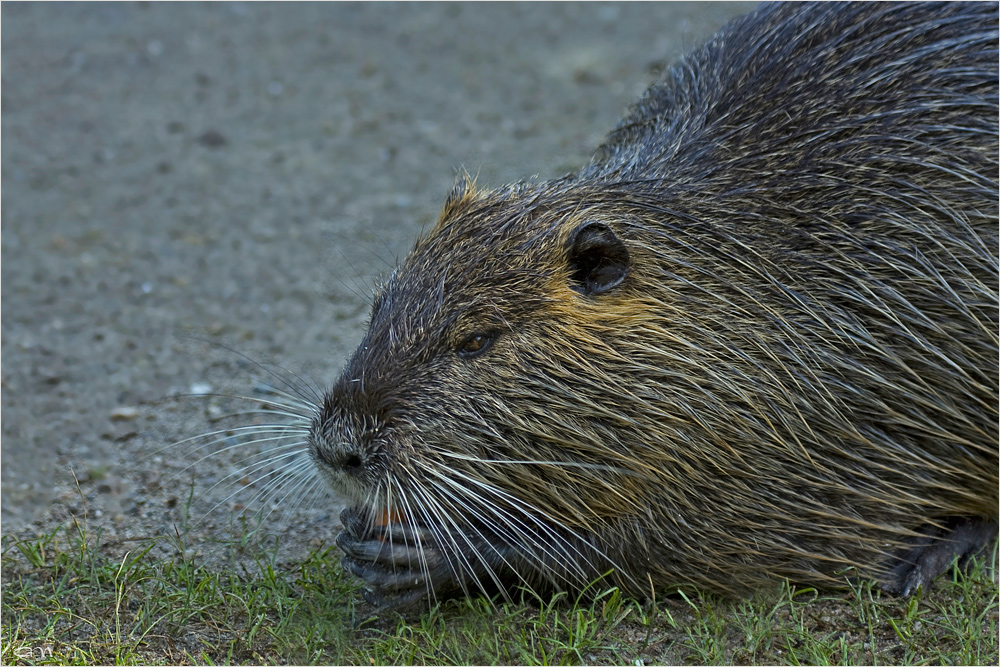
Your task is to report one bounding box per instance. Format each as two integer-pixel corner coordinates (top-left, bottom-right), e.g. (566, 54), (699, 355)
(881, 516), (998, 596)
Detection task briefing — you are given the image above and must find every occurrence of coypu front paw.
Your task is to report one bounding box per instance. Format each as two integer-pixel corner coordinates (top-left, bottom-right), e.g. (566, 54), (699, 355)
(336, 507), (514, 610)
(336, 507), (448, 609)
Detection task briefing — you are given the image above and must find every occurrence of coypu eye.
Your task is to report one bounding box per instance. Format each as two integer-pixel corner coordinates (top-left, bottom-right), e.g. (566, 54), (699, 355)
(457, 331), (495, 358)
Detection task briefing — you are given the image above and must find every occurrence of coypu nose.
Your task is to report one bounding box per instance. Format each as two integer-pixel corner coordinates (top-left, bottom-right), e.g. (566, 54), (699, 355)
(336, 452), (363, 474)
(315, 447), (364, 476)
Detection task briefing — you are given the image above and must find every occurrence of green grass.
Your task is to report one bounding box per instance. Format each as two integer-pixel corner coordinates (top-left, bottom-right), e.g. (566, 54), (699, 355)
(2, 516), (997, 665)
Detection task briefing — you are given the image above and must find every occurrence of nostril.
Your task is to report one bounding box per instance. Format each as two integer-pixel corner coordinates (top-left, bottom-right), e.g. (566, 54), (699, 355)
(343, 453), (362, 472)
(315, 446), (365, 476)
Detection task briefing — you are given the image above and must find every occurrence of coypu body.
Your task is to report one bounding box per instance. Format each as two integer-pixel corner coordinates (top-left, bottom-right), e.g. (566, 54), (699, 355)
(311, 1), (999, 609)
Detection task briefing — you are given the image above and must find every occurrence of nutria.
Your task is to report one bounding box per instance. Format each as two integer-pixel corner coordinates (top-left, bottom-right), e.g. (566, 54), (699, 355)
(310, 1), (999, 610)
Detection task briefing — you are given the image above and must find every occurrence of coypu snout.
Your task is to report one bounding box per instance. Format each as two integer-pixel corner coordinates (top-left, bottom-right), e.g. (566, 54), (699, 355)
(310, 1), (999, 611)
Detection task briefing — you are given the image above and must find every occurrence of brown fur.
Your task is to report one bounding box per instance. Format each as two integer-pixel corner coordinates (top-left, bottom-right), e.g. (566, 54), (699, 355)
(311, 2), (999, 609)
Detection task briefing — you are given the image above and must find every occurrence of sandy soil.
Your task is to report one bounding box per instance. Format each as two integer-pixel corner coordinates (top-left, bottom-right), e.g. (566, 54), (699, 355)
(1, 2), (754, 563)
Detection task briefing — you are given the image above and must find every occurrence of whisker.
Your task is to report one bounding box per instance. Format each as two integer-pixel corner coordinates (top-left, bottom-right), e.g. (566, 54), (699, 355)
(407, 469), (534, 602)
(243, 457), (320, 525)
(180, 335), (327, 407)
(168, 433), (310, 485)
(200, 447), (312, 521)
(414, 459), (629, 591)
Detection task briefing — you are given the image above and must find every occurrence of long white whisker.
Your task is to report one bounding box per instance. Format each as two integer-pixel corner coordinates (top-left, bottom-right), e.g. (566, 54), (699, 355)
(415, 459), (628, 590)
(245, 457), (320, 526)
(389, 476), (441, 604)
(408, 468), (536, 602)
(150, 418), (308, 460)
(201, 450), (312, 521)
(185, 336), (326, 407)
(169, 434), (309, 484)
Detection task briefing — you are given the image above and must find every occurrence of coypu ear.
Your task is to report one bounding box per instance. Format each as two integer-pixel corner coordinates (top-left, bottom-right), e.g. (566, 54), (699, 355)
(568, 222), (630, 295)
(438, 172), (478, 224)
(445, 175), (471, 208)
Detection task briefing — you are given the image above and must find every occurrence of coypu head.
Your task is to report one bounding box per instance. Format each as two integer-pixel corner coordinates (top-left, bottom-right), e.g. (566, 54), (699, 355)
(309, 176), (660, 605)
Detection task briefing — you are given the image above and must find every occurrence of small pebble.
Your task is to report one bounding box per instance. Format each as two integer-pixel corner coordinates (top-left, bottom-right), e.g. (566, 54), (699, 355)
(109, 406), (139, 421)
(197, 129), (228, 148)
(189, 382), (212, 395)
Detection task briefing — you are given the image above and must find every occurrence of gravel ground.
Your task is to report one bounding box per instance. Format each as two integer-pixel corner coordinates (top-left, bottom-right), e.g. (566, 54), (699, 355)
(2, 2), (754, 564)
